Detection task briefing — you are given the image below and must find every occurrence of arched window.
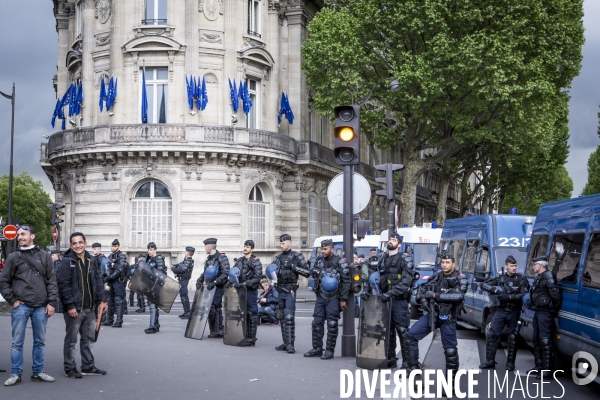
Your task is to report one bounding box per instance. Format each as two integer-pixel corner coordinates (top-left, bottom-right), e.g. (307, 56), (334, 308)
(308, 193), (318, 245)
(131, 180), (172, 249)
(248, 185), (266, 249)
(320, 195), (330, 236)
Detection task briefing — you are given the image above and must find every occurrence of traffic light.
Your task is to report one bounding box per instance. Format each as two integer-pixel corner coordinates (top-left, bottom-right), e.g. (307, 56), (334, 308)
(333, 105), (360, 166)
(50, 203), (65, 225)
(356, 219), (371, 241)
(375, 163), (404, 200)
(351, 263), (363, 293)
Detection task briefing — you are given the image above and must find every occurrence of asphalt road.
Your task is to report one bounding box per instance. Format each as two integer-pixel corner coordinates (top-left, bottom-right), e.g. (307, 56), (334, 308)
(0, 297), (598, 399)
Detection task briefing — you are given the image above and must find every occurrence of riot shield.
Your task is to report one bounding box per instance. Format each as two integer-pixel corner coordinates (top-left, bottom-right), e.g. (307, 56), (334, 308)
(223, 286), (247, 346)
(129, 260), (180, 313)
(356, 295), (392, 370)
(185, 285), (215, 340)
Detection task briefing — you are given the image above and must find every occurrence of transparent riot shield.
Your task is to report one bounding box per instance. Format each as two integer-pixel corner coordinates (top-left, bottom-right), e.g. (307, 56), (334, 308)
(185, 285), (216, 340)
(223, 286), (247, 346)
(129, 260), (180, 313)
(356, 295), (391, 370)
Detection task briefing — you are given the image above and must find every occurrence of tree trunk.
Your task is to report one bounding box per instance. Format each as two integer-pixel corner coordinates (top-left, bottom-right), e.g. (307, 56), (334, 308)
(481, 182), (493, 214)
(459, 170), (470, 216)
(436, 175), (451, 227)
(398, 150), (425, 227)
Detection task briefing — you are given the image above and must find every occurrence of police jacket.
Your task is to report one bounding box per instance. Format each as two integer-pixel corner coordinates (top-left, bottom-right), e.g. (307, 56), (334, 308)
(197, 250), (230, 287)
(530, 270), (561, 313)
(0, 246), (58, 308)
(172, 257), (194, 280)
(234, 255), (263, 290)
(312, 254), (351, 301)
(259, 286), (279, 310)
(377, 252), (414, 300)
(57, 249), (105, 312)
(106, 250), (128, 283)
(144, 254), (166, 274)
(481, 272), (530, 305)
(274, 249), (310, 291)
(417, 270), (468, 315)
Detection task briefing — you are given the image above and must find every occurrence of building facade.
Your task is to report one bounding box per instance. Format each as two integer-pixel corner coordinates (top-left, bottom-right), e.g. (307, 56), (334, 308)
(41, 0), (457, 280)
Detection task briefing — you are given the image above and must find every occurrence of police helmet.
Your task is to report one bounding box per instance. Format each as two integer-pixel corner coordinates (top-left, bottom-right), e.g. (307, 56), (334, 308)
(228, 266), (241, 284)
(204, 265), (219, 283)
(265, 263), (278, 284)
(369, 271), (381, 290)
(320, 274), (339, 293)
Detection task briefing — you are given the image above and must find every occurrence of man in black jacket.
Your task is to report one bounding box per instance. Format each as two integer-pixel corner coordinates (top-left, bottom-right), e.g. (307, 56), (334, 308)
(102, 239), (127, 328)
(171, 246), (195, 319)
(0, 224), (58, 386)
(144, 242), (166, 334)
(57, 232), (107, 378)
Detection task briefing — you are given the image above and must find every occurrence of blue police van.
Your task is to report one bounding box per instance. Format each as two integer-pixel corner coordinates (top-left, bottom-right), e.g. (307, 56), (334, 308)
(519, 194), (600, 367)
(439, 214), (535, 332)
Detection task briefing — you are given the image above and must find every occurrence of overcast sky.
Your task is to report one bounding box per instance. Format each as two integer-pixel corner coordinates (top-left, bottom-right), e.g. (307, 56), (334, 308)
(0, 1), (599, 199)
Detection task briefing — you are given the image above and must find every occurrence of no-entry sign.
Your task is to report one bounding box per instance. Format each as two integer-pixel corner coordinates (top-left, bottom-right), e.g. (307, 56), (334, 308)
(52, 226), (58, 242)
(3, 225), (18, 240)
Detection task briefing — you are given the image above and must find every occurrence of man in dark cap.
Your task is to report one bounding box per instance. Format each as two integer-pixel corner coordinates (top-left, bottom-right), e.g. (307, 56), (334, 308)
(273, 234), (310, 354)
(479, 255), (530, 371)
(143, 242), (166, 334)
(304, 239), (351, 360)
(102, 239), (128, 328)
(362, 232), (416, 368)
(407, 253), (467, 391)
(91, 243), (109, 275)
(196, 238), (230, 338)
(171, 247), (195, 319)
(527, 256), (561, 379)
(227, 240), (262, 346)
(367, 248), (379, 274)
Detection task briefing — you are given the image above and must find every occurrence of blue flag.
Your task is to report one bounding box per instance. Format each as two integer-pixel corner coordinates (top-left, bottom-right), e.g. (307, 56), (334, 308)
(106, 77), (114, 110)
(284, 93), (294, 125)
(67, 83), (76, 117)
(112, 77), (118, 108)
(99, 78), (106, 112)
(200, 75), (208, 111)
(195, 76), (202, 111)
(75, 82), (83, 116)
(51, 99), (61, 128)
(229, 78), (238, 113)
(141, 68), (148, 123)
(185, 75), (193, 110)
(242, 81), (253, 115)
(277, 92), (286, 125)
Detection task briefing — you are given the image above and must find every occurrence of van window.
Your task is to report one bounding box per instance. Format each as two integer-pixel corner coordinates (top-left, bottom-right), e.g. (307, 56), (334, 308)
(447, 240), (465, 265)
(549, 233), (585, 284)
(526, 234), (549, 277)
(479, 248), (491, 272)
(462, 239), (480, 274)
(582, 232), (600, 289)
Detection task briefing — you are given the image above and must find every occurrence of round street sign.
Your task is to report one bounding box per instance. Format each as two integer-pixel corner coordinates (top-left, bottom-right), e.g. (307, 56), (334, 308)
(3, 224), (18, 240)
(52, 226), (58, 242)
(327, 172), (372, 215)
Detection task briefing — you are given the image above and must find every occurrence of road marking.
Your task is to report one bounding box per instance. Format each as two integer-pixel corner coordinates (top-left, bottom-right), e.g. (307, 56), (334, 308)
(457, 339), (481, 372)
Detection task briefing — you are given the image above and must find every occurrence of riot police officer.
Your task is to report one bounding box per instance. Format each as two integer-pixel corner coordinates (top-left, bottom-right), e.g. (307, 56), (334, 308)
(172, 246), (195, 319)
(407, 254), (468, 382)
(367, 248), (379, 275)
(479, 255), (530, 371)
(363, 232), (415, 368)
(228, 240), (262, 346)
(274, 234), (310, 354)
(144, 242), (166, 334)
(196, 238), (230, 338)
(102, 239), (128, 328)
(132, 253), (147, 313)
(528, 256), (561, 379)
(304, 239), (351, 360)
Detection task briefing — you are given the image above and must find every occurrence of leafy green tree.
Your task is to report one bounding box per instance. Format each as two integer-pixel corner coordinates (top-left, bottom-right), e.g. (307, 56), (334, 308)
(0, 172), (53, 247)
(302, 0), (584, 225)
(582, 146), (600, 196)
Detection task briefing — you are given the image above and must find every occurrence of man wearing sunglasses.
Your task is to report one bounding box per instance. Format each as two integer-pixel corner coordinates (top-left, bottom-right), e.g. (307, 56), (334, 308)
(0, 224), (58, 386)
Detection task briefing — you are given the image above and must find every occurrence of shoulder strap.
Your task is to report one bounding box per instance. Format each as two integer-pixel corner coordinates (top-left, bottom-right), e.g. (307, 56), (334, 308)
(18, 252), (48, 283)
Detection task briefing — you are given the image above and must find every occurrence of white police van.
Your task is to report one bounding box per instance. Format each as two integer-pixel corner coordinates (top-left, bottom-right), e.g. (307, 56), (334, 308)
(309, 235), (380, 268)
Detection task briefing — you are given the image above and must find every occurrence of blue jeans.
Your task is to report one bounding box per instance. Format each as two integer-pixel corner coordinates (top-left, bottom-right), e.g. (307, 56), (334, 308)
(11, 304), (48, 375)
(258, 306), (278, 323)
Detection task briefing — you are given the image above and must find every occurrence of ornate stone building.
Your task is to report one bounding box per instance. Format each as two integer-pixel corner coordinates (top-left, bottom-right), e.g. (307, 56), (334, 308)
(41, 0), (456, 279)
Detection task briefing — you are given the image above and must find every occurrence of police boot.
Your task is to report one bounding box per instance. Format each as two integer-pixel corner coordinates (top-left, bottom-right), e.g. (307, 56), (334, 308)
(155, 309), (160, 331)
(284, 314), (295, 354)
(407, 345), (420, 373)
(180, 298), (191, 319)
(135, 305), (145, 313)
(245, 312), (258, 346)
(123, 301), (128, 315)
(479, 333), (498, 369)
(398, 326), (411, 369)
(537, 338), (553, 380)
(321, 320), (338, 360)
(526, 341), (543, 375)
(207, 306), (218, 338)
(112, 298), (123, 328)
(129, 297), (134, 307)
(275, 320), (287, 351)
(216, 308), (224, 337)
(102, 302), (114, 326)
(444, 348), (459, 397)
(387, 327), (398, 368)
(506, 333), (518, 371)
(304, 321), (324, 357)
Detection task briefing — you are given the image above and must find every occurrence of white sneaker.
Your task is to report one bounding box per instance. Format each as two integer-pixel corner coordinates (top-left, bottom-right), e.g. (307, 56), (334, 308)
(31, 372), (55, 382)
(4, 374), (21, 386)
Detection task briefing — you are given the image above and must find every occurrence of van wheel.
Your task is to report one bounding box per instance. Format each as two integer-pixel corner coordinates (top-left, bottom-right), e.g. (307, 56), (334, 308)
(482, 313), (492, 336)
(409, 303), (419, 319)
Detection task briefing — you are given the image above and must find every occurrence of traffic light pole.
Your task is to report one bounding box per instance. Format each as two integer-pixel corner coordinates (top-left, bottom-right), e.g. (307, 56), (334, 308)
(1, 83), (15, 255)
(341, 164), (356, 357)
(55, 224), (61, 253)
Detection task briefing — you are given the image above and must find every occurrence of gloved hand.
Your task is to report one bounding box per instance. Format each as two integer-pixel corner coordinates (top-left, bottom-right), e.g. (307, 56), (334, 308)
(233, 282), (245, 289)
(360, 292), (370, 301)
(206, 282), (216, 290)
(425, 291), (435, 299)
(498, 293), (512, 302)
(421, 300), (431, 314)
(380, 293), (391, 303)
(224, 281), (232, 289)
(103, 276), (110, 284)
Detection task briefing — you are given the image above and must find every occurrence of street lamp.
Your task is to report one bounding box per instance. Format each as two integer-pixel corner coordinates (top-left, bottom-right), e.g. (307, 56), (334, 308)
(0, 83), (16, 255)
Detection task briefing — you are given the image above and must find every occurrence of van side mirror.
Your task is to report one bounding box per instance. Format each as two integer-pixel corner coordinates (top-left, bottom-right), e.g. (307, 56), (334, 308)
(474, 262), (489, 282)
